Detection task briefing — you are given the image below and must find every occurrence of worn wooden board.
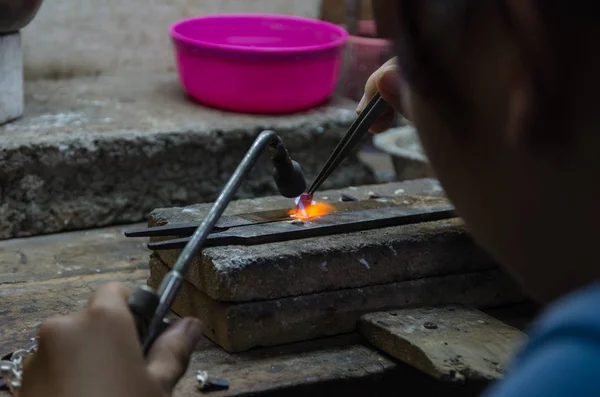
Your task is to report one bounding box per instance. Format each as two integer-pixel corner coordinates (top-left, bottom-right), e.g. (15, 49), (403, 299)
(0, 224), (149, 285)
(358, 306), (526, 382)
(0, 224), (150, 353)
(0, 224), (536, 396)
(0, 265), (404, 397)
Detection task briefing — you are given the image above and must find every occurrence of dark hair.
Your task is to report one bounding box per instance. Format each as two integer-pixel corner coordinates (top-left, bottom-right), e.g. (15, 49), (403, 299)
(396, 1), (478, 135)
(395, 1), (598, 144)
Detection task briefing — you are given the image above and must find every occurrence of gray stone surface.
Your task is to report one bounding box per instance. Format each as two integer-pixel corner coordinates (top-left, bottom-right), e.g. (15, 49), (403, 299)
(0, 32), (23, 125)
(149, 256), (525, 352)
(373, 126), (434, 181)
(0, 73), (374, 239)
(149, 179), (498, 302)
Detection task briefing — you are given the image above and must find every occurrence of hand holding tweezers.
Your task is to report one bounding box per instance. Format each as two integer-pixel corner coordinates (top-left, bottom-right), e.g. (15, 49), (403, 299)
(307, 92), (388, 195)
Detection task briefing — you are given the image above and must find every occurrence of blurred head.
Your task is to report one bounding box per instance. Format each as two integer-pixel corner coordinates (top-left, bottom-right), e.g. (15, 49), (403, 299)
(372, 1), (600, 302)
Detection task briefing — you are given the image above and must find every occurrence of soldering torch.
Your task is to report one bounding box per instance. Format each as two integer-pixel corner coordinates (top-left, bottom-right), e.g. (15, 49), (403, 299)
(127, 130), (307, 354)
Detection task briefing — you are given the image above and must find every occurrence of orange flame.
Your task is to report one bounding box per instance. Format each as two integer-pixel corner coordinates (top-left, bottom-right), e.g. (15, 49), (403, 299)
(289, 201), (334, 221)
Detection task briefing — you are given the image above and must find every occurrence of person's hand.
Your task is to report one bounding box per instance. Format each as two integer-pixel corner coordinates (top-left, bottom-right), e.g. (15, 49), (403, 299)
(19, 282), (203, 397)
(357, 57), (411, 133)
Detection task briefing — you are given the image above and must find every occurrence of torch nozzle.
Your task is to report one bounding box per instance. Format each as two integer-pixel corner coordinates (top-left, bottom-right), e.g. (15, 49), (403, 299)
(270, 137), (307, 198)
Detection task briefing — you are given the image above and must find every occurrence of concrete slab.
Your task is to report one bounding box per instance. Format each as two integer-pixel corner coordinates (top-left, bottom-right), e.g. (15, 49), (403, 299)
(149, 256), (525, 352)
(22, 0), (321, 78)
(149, 179), (499, 301)
(0, 73), (374, 239)
(359, 306), (525, 382)
(0, 32), (23, 125)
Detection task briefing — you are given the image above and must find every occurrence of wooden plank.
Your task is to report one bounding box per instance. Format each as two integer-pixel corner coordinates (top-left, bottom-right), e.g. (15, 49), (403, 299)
(0, 224), (533, 396)
(358, 306), (526, 382)
(0, 269), (148, 351)
(0, 266), (488, 397)
(0, 224), (148, 284)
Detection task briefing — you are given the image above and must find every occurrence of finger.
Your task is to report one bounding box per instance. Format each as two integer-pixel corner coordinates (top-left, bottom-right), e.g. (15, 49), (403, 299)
(375, 63), (404, 116)
(87, 282), (131, 311)
(356, 58), (396, 114)
(84, 282), (137, 336)
(357, 58), (398, 114)
(146, 317), (203, 393)
(36, 315), (78, 358)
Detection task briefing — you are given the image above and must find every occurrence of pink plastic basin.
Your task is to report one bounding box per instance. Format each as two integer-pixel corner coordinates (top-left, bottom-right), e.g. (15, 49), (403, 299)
(170, 14), (349, 114)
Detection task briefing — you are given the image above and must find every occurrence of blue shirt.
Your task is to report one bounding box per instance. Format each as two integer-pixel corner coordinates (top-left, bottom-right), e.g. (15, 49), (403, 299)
(484, 282), (600, 396)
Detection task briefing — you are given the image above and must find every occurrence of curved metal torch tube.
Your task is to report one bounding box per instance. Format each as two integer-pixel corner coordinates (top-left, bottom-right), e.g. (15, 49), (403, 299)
(143, 130), (282, 350)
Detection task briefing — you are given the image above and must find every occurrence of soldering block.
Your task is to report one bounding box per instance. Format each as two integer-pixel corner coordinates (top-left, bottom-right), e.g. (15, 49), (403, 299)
(149, 255), (524, 352)
(146, 179), (525, 351)
(149, 179), (502, 302)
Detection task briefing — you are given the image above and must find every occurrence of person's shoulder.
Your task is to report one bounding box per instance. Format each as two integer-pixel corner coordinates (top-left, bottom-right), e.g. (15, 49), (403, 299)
(483, 281), (600, 397)
(525, 280), (600, 350)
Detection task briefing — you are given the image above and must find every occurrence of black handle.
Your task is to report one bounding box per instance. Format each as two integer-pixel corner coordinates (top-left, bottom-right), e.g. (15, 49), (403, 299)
(127, 285), (171, 354)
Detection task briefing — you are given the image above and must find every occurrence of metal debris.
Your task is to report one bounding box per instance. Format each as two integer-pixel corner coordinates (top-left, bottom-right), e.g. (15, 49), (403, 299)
(290, 219), (305, 226)
(340, 193), (359, 202)
(197, 370), (230, 392)
(424, 322), (438, 330)
(0, 339), (38, 394)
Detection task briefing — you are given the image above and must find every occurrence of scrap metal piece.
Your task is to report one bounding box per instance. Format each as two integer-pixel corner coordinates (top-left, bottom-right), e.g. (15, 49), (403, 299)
(0, 338), (38, 393)
(0, 360), (16, 389)
(341, 193), (359, 202)
(197, 370), (230, 392)
(368, 191), (392, 199)
(9, 350), (27, 366)
(147, 204), (455, 250)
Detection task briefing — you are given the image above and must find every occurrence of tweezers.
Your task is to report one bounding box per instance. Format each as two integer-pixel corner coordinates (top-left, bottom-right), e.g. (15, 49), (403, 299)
(307, 92), (388, 195)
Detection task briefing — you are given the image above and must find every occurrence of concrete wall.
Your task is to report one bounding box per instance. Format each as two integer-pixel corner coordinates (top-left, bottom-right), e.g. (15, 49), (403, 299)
(21, 0), (321, 79)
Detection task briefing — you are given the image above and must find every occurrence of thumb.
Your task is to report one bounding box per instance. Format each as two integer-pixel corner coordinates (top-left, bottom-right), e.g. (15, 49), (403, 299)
(375, 64), (406, 116)
(146, 317), (203, 393)
(357, 62), (411, 133)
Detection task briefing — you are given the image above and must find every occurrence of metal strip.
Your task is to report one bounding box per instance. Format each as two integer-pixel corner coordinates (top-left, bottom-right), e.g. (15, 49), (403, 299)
(124, 199), (414, 238)
(147, 204), (455, 250)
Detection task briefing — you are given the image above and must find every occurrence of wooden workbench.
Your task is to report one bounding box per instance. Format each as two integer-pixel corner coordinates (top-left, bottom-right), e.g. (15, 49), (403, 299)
(0, 225), (535, 396)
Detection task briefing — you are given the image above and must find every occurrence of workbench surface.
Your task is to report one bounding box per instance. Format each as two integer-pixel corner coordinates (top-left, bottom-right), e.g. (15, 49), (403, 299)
(0, 225), (534, 396)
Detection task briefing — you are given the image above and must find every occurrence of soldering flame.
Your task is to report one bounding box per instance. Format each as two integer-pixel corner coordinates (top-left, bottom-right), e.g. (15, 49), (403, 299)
(289, 201), (334, 221)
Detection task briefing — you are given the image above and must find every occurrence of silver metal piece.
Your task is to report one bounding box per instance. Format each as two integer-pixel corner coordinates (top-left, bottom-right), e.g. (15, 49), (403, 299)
(1, 341), (38, 394)
(196, 370), (209, 389)
(10, 350), (27, 366)
(0, 361), (16, 376)
(196, 370), (229, 392)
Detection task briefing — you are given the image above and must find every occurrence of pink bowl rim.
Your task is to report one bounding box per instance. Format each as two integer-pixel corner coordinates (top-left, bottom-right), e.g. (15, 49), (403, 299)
(170, 13), (349, 55)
